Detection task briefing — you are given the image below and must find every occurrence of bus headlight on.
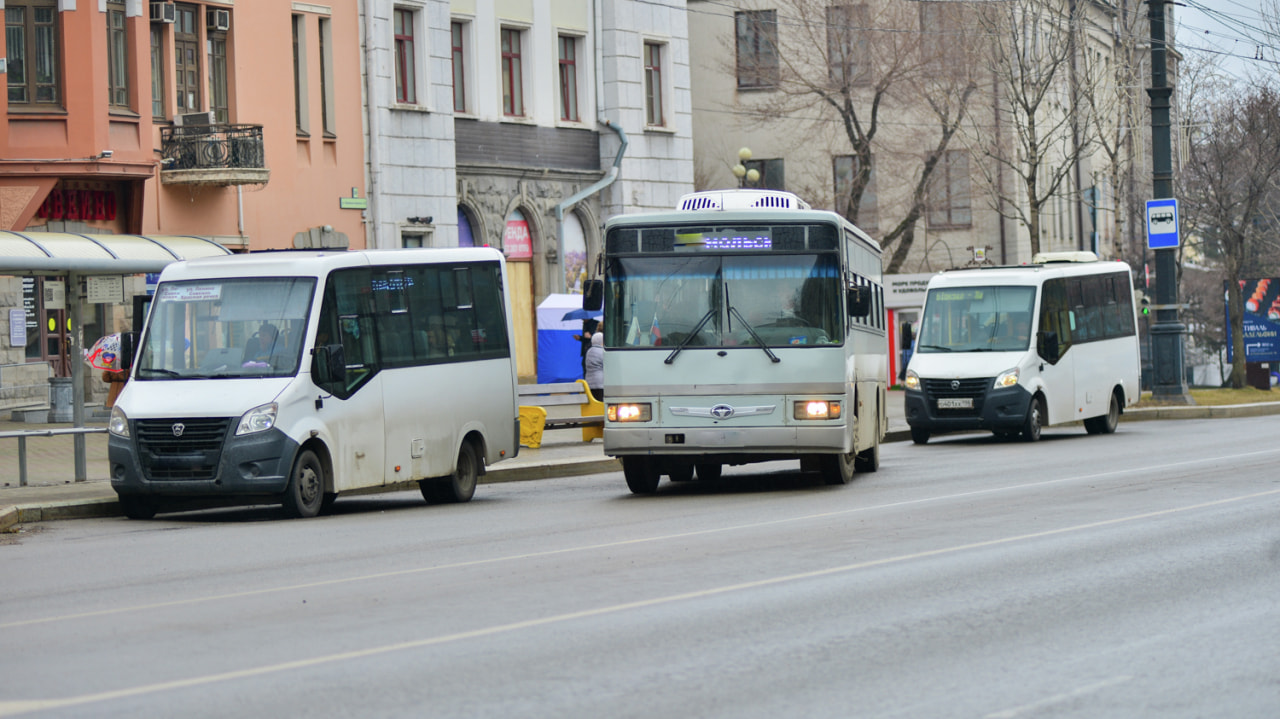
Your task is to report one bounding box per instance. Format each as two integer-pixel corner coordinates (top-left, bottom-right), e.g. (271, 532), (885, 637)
(994, 368), (1020, 389)
(607, 403), (651, 422)
(794, 400), (841, 420)
(109, 406), (129, 438)
(236, 402), (279, 435)
(904, 370), (920, 391)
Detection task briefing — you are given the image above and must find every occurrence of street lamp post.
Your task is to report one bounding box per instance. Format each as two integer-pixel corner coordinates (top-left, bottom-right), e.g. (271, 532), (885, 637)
(731, 146), (759, 188)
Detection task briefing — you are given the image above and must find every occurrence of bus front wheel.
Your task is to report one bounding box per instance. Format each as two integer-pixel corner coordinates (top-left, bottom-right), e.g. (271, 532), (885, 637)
(283, 449), (325, 518)
(911, 427), (930, 445)
(820, 452), (856, 485)
(421, 441), (479, 504)
(623, 457), (660, 494)
(1021, 396), (1044, 442)
(117, 494), (157, 520)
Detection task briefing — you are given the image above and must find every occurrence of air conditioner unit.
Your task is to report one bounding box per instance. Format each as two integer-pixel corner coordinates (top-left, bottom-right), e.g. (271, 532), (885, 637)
(149, 2), (176, 23)
(174, 111), (215, 126)
(207, 8), (230, 31)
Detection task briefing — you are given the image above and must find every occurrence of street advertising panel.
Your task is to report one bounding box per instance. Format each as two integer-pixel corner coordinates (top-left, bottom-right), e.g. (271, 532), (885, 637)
(1226, 278), (1280, 362)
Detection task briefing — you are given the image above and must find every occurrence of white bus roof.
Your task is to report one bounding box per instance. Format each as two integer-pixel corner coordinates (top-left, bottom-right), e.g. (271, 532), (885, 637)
(925, 260), (1133, 288)
(157, 247), (506, 281)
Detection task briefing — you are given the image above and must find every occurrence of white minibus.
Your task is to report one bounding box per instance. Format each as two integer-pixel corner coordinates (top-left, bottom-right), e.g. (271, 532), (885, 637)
(903, 253), (1141, 443)
(108, 248), (519, 518)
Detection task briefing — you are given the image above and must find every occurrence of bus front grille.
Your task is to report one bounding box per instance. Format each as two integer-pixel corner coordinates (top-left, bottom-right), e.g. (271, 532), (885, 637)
(921, 378), (991, 416)
(136, 418), (231, 481)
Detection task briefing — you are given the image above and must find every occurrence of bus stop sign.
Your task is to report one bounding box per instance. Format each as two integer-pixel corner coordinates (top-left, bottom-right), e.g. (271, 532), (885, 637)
(1146, 198), (1179, 249)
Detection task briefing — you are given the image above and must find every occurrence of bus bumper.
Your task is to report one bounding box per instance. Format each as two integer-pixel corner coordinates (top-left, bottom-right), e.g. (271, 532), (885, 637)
(605, 424), (850, 458)
(903, 385), (1033, 434)
(109, 426), (300, 500)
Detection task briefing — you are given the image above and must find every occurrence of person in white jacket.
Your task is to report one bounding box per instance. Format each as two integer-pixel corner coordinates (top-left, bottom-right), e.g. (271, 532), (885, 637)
(584, 331), (604, 401)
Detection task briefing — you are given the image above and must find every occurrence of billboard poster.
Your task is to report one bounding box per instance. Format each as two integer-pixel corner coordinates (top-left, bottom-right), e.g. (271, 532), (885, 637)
(1226, 278), (1280, 362)
(502, 216), (533, 260)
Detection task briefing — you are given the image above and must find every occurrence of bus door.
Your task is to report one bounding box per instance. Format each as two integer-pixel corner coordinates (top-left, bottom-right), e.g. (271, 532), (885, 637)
(1036, 279), (1075, 425)
(314, 271), (387, 491)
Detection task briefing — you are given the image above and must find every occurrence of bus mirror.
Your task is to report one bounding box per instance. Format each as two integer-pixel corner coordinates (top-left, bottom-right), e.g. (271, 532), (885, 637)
(313, 344), (347, 385)
(1037, 330), (1060, 364)
(583, 280), (603, 311)
(118, 331), (139, 371)
(847, 286), (871, 318)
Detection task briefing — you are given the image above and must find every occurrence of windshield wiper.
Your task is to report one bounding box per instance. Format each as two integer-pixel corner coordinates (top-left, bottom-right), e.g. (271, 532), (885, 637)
(663, 307), (718, 365)
(917, 344), (953, 352)
(727, 305), (780, 363)
(138, 368), (181, 378)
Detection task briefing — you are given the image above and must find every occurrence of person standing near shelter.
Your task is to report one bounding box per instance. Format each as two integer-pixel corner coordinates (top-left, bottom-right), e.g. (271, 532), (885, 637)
(574, 317), (599, 375)
(584, 331), (604, 401)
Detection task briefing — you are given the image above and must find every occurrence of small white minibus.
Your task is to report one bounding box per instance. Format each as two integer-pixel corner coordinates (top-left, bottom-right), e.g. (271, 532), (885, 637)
(903, 253), (1141, 443)
(108, 248), (519, 518)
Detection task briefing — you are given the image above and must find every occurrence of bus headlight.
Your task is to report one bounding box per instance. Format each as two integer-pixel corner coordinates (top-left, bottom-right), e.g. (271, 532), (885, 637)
(904, 370), (920, 391)
(109, 406), (129, 438)
(607, 403), (651, 422)
(236, 402), (279, 435)
(794, 400), (841, 420)
(994, 368), (1020, 389)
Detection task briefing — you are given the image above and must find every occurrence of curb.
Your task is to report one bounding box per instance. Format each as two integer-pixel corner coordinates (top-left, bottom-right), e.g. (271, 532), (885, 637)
(1, 497), (121, 532)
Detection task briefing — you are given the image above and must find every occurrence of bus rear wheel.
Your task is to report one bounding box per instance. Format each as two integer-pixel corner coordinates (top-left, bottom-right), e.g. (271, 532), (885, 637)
(667, 463), (695, 482)
(1084, 392), (1120, 435)
(623, 457), (660, 494)
(421, 441), (479, 504)
(283, 449), (325, 518)
(695, 463), (722, 481)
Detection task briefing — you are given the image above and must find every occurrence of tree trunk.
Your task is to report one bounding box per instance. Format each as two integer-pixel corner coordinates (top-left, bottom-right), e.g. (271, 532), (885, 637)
(1226, 275), (1247, 389)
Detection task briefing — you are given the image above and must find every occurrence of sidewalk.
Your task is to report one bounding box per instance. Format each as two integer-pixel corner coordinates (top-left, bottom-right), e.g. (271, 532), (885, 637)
(3, 396), (1278, 530)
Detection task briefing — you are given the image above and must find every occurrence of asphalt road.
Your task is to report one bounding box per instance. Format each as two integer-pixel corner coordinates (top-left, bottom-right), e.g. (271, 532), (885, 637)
(2, 416), (1279, 718)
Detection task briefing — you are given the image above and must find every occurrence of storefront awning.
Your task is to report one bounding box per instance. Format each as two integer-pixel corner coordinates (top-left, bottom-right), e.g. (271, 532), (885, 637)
(0, 232), (231, 275)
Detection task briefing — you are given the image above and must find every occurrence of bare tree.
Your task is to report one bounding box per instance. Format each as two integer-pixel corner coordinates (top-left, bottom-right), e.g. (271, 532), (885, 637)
(970, 0), (1107, 256)
(1181, 85), (1280, 387)
(727, 0), (980, 271)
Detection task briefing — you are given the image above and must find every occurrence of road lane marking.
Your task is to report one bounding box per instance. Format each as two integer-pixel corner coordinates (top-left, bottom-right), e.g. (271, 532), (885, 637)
(985, 675), (1134, 718)
(4, 446), (1279, 632)
(3, 487), (1277, 717)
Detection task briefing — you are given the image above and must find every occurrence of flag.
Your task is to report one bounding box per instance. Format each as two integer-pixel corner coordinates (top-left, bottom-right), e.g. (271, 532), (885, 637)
(650, 317), (662, 345)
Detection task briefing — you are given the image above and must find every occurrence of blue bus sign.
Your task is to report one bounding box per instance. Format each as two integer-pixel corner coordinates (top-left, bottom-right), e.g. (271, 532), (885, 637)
(1146, 198), (1179, 249)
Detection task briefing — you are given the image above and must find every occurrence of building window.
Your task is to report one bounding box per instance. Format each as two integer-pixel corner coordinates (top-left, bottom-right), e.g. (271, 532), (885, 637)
(745, 158), (785, 191)
(207, 24), (229, 123)
(319, 18), (335, 135)
(292, 14), (308, 133)
(558, 35), (579, 122)
(150, 24), (166, 118)
(833, 154), (878, 230)
(927, 150), (972, 228)
(644, 41), (664, 127)
(501, 28), (523, 116)
(6, 0), (61, 106)
(451, 21), (466, 113)
(735, 10), (778, 90)
(174, 4), (201, 113)
(107, 0), (129, 109)
(826, 5), (869, 87)
(394, 8), (417, 104)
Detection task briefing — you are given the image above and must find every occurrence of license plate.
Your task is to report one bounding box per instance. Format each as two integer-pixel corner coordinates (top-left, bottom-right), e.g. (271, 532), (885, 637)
(937, 397), (973, 409)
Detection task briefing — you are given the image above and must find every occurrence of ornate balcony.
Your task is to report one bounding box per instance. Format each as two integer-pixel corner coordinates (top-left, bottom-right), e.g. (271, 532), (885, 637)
(159, 124), (271, 186)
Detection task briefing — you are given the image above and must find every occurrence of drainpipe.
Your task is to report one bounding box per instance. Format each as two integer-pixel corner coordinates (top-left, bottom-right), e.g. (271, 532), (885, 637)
(362, 0), (382, 248)
(554, 119), (627, 291)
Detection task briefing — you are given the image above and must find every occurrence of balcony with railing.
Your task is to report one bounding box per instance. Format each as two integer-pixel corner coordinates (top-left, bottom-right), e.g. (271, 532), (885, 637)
(159, 124), (270, 186)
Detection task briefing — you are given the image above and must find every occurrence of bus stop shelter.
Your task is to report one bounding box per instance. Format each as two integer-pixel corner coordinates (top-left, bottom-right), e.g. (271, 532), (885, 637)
(0, 232), (232, 481)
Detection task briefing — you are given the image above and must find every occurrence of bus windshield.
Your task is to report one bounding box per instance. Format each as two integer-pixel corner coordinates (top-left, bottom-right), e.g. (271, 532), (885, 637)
(137, 277), (316, 379)
(917, 285), (1036, 353)
(604, 253), (843, 349)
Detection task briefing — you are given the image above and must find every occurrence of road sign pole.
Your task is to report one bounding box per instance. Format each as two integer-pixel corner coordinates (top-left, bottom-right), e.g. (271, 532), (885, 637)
(1146, 0), (1191, 403)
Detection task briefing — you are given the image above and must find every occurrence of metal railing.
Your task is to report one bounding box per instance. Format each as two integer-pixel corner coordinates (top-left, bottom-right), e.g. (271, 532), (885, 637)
(0, 427), (108, 486)
(160, 124), (265, 171)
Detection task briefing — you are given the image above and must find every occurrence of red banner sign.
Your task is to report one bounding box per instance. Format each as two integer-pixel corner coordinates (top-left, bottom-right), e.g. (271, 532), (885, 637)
(35, 189), (118, 222)
(502, 219), (533, 260)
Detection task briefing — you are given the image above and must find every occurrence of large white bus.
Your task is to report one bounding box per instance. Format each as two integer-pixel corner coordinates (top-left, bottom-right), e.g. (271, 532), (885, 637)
(583, 189), (888, 493)
(108, 248), (520, 519)
(903, 252), (1141, 443)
